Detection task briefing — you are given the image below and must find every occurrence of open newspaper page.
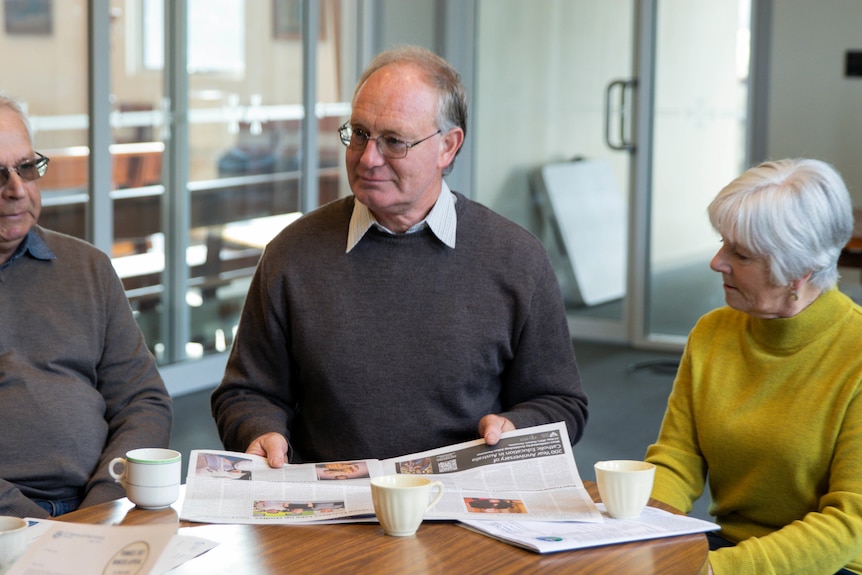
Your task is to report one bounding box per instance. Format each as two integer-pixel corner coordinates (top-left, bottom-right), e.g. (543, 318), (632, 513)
(180, 422), (601, 524)
(379, 422), (601, 523)
(180, 451), (382, 524)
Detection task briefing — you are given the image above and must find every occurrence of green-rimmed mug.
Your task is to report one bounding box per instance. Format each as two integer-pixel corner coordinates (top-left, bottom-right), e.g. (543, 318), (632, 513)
(109, 448), (181, 509)
(0, 516), (28, 574)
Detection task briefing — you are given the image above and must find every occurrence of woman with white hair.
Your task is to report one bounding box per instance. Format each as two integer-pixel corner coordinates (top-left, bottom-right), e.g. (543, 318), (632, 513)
(646, 158), (862, 575)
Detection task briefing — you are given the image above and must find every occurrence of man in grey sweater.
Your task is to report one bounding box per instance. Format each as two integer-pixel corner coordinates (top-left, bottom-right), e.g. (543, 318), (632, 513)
(212, 46), (588, 466)
(0, 96), (172, 517)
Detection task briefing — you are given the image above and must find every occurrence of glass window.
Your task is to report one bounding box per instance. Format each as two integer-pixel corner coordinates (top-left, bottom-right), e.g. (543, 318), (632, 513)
(104, 0), (349, 363)
(175, 0), (348, 361)
(142, 0), (246, 74)
(11, 0), (353, 369)
(7, 1), (90, 242)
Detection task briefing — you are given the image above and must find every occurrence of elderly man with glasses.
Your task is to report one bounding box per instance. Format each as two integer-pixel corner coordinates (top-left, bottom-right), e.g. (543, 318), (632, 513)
(0, 95), (172, 518)
(212, 46), (588, 467)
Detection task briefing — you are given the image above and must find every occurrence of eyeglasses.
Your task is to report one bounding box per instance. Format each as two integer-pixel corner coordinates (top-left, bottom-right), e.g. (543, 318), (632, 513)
(0, 152), (49, 187)
(338, 122), (441, 159)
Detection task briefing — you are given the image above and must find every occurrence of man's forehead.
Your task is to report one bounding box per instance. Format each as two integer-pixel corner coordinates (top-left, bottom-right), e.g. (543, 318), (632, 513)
(351, 67), (437, 129)
(355, 62), (433, 102)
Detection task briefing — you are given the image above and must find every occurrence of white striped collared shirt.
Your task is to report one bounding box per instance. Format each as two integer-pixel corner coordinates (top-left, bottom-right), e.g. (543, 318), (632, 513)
(345, 181), (457, 253)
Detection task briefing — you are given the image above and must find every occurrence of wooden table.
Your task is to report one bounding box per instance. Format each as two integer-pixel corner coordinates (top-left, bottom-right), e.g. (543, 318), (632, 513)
(56, 482), (707, 574)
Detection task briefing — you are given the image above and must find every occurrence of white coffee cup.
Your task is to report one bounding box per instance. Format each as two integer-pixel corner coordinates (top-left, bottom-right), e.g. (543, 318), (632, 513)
(594, 460), (656, 519)
(370, 475), (444, 536)
(0, 516), (28, 574)
(109, 448), (182, 510)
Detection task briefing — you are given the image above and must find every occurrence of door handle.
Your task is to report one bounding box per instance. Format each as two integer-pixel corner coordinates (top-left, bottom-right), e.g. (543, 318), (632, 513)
(604, 79), (637, 151)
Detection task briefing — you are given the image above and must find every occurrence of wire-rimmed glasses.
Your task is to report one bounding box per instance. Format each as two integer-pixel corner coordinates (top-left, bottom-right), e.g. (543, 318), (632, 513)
(0, 152), (49, 187)
(338, 122), (441, 159)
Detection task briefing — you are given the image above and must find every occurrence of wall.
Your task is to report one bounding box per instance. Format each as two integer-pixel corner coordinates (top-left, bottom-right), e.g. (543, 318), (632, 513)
(0, 1), (87, 112)
(379, 0), (436, 52)
(767, 0), (862, 205)
(0, 0), (88, 147)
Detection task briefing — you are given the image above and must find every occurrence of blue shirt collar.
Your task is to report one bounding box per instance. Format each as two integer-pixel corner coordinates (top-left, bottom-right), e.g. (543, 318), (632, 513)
(0, 228), (56, 270)
(346, 181), (457, 253)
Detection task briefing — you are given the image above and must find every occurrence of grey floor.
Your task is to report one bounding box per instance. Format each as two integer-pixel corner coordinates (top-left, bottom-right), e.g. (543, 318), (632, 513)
(167, 338), (714, 521)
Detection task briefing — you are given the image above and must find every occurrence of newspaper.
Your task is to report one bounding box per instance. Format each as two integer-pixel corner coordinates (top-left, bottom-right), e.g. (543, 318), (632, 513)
(460, 503), (719, 553)
(180, 422), (603, 525)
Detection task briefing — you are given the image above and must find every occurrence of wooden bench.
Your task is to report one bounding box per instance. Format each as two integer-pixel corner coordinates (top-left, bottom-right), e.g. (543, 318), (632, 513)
(39, 143), (164, 191)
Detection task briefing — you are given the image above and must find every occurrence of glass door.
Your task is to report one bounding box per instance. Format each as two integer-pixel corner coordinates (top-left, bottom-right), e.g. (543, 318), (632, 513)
(474, 0), (635, 343)
(640, 0), (750, 345)
(473, 0), (751, 348)
(107, 0), (352, 365)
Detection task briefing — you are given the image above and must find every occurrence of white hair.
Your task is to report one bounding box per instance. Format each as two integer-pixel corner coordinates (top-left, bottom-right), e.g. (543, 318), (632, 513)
(0, 93), (33, 142)
(707, 158), (853, 291)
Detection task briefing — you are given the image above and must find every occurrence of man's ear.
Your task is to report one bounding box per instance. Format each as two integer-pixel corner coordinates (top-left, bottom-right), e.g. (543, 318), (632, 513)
(438, 127), (464, 171)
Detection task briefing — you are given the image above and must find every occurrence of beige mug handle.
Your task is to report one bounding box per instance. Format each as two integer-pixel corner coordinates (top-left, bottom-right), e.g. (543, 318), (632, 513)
(425, 480), (445, 512)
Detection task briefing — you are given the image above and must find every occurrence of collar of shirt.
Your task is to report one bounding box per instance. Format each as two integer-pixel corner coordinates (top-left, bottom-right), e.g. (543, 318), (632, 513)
(346, 182), (457, 253)
(0, 228), (56, 270)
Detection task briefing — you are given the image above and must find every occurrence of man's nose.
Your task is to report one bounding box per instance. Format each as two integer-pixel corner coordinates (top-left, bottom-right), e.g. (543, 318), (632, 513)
(1, 170), (27, 198)
(358, 138), (386, 165)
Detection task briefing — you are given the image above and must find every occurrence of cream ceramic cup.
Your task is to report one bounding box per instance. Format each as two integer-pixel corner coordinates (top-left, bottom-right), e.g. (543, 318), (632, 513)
(109, 448), (182, 509)
(594, 460), (656, 519)
(0, 516), (28, 574)
(370, 475), (445, 536)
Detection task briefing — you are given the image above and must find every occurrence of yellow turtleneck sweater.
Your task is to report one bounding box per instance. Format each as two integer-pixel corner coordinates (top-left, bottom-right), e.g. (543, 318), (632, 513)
(646, 288), (862, 575)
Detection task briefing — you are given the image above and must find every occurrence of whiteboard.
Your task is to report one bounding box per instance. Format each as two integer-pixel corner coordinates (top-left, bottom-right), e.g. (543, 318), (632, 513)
(535, 160), (627, 306)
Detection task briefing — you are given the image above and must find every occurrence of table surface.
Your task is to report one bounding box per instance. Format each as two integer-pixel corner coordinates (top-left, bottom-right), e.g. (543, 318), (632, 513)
(57, 482), (707, 575)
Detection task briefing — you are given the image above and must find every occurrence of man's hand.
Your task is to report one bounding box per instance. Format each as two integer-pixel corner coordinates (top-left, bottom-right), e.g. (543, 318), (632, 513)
(478, 414), (515, 445)
(246, 432), (289, 468)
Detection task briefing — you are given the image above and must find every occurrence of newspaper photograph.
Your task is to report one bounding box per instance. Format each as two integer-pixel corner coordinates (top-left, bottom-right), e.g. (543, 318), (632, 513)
(180, 422), (602, 525)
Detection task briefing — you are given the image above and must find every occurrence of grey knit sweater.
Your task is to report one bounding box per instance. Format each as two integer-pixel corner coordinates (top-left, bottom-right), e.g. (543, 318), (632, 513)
(212, 193), (588, 462)
(0, 227), (172, 517)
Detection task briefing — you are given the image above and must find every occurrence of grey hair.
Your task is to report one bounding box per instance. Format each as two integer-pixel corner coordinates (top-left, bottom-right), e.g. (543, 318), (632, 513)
(0, 93), (32, 142)
(353, 45), (467, 176)
(708, 158), (853, 291)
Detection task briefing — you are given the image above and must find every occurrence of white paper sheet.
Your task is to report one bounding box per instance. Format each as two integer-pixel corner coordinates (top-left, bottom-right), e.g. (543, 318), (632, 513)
(9, 519), (217, 575)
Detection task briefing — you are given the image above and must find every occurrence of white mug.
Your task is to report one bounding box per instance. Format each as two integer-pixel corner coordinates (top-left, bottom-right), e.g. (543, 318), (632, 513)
(109, 448), (182, 509)
(370, 475), (444, 537)
(0, 516), (28, 575)
(594, 460), (656, 519)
